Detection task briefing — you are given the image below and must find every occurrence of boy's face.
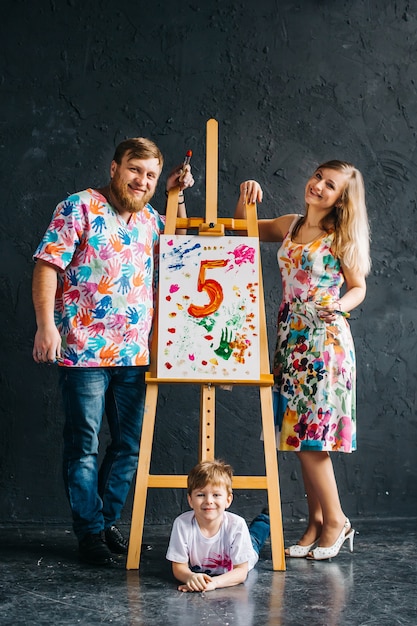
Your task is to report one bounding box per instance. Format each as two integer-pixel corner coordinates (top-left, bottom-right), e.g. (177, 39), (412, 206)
(187, 482), (233, 527)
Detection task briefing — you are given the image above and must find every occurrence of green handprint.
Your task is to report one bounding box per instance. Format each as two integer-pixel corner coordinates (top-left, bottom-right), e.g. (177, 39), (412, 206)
(198, 316), (216, 332)
(214, 328), (234, 360)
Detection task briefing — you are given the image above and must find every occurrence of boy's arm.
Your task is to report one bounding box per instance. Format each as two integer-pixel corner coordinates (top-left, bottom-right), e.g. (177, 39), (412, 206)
(173, 561), (249, 593)
(172, 562), (213, 592)
(203, 562), (249, 591)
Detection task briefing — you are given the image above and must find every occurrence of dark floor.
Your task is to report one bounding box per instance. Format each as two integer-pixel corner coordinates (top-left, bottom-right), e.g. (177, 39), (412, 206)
(0, 518), (416, 625)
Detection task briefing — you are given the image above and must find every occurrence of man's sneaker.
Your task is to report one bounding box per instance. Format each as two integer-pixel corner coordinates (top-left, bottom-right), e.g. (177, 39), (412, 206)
(79, 532), (113, 565)
(105, 525), (129, 554)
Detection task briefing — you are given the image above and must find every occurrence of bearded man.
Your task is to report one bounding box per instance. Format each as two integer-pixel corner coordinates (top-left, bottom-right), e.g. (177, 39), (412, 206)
(32, 137), (194, 565)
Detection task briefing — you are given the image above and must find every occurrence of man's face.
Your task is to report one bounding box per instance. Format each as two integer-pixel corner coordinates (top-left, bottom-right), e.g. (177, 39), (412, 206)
(109, 154), (161, 214)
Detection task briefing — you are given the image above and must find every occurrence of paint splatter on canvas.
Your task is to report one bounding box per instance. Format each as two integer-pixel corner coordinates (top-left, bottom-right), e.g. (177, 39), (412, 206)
(157, 235), (260, 380)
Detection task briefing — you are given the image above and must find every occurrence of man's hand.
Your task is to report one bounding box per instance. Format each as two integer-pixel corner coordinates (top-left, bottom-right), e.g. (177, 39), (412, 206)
(166, 163), (194, 193)
(32, 260), (62, 363)
(33, 324), (62, 363)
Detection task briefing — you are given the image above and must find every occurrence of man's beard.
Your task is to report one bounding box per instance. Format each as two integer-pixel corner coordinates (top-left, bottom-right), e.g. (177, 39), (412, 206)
(110, 171), (154, 214)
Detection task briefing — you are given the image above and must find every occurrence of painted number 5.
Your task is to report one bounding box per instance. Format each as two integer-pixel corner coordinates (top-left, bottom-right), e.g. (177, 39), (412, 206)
(188, 259), (228, 318)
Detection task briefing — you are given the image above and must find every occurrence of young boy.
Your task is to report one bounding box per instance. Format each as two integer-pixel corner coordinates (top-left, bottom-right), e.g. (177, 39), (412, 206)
(166, 459), (270, 592)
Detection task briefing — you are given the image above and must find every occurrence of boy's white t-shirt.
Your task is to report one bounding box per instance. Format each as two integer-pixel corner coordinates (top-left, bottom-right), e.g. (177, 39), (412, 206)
(166, 510), (258, 575)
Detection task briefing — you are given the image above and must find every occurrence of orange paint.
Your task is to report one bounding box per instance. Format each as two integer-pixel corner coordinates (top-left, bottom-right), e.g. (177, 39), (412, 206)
(188, 259), (228, 318)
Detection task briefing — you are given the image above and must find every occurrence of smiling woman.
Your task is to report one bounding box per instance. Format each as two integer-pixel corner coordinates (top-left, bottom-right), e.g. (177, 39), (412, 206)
(305, 167), (345, 204)
(234, 160), (371, 562)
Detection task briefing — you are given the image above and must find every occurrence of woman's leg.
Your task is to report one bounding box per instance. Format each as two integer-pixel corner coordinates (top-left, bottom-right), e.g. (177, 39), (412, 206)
(295, 453), (323, 546)
(298, 450), (347, 547)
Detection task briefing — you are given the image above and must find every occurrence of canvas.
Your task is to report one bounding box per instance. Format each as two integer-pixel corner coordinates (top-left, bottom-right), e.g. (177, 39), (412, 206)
(157, 235), (261, 381)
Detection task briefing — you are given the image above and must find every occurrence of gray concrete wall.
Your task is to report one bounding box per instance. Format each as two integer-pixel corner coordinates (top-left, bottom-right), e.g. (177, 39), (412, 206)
(1, 0), (416, 525)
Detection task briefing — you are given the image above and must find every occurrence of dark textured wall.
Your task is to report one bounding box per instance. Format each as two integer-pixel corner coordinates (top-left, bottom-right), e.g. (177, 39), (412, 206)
(1, 0), (416, 526)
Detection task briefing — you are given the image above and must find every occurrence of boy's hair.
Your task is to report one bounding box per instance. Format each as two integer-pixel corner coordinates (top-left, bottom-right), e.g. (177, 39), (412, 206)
(112, 137), (164, 170)
(187, 459), (234, 496)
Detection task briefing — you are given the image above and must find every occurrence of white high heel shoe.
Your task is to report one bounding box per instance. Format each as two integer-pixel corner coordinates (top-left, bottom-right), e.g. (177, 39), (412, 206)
(285, 539), (319, 558)
(306, 519), (354, 561)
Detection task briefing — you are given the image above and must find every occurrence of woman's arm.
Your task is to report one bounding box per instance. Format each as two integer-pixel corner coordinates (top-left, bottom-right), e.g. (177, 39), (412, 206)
(318, 265), (366, 323)
(234, 180), (298, 243)
(338, 264), (367, 312)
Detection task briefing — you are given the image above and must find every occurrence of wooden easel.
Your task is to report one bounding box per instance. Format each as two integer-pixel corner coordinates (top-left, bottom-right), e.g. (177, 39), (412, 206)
(126, 119), (285, 571)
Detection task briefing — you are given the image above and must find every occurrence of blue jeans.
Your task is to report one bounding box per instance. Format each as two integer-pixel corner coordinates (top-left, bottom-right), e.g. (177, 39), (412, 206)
(59, 366), (147, 540)
(249, 513), (270, 554)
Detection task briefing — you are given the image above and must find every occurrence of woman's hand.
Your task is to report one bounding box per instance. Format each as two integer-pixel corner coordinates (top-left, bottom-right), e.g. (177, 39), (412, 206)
(316, 306), (339, 323)
(239, 180), (263, 205)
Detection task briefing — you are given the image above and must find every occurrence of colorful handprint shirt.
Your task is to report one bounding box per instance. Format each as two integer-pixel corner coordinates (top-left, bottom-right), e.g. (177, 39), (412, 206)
(166, 510), (258, 575)
(33, 188), (165, 367)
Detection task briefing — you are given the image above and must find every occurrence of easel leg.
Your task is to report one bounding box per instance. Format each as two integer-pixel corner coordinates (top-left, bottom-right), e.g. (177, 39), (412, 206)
(260, 386), (286, 571)
(200, 384), (215, 461)
(126, 383), (159, 570)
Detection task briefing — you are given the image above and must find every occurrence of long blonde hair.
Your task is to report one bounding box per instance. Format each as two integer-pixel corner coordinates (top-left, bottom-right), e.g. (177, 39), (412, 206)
(293, 160), (371, 276)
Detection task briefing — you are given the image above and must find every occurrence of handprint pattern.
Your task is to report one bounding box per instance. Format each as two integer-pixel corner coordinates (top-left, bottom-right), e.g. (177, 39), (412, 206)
(34, 188), (164, 367)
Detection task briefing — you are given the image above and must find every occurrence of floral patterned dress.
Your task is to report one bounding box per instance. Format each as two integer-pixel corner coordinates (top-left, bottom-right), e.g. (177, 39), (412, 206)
(272, 224), (356, 453)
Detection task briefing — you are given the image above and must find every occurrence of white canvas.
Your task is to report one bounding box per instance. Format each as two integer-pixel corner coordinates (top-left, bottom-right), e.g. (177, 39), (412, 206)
(157, 235), (260, 381)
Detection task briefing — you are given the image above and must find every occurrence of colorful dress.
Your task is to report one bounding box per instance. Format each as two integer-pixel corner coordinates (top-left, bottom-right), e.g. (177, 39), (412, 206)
(273, 224), (356, 453)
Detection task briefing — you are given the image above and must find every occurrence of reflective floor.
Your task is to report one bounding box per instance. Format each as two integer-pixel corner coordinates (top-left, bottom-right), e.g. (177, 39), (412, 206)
(1, 518), (415, 625)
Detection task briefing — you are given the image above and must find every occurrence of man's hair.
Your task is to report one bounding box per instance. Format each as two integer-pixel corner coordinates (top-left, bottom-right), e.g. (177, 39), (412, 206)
(112, 137), (164, 169)
(187, 459), (234, 496)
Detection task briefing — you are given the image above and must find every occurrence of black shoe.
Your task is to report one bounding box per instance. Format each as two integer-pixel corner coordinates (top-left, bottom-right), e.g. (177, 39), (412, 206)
(105, 525), (129, 554)
(79, 532), (113, 565)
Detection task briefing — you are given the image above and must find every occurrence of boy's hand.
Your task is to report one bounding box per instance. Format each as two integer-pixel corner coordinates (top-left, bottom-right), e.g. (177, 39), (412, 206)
(202, 579), (217, 591)
(178, 572), (214, 592)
